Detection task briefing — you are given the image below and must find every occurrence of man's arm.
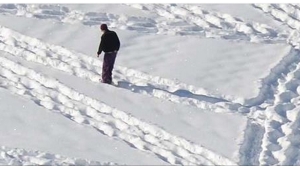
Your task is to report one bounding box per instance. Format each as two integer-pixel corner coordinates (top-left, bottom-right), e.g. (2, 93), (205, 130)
(115, 32), (120, 51)
(97, 36), (104, 56)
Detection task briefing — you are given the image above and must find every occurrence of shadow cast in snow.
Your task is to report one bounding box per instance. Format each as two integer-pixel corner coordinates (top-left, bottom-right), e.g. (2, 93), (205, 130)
(116, 80), (229, 104)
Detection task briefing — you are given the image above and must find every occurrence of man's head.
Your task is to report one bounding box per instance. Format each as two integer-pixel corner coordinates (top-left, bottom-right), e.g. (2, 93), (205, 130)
(100, 24), (108, 32)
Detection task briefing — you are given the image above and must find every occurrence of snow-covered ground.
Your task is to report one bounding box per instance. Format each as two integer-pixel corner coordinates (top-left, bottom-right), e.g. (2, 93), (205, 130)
(0, 3), (300, 166)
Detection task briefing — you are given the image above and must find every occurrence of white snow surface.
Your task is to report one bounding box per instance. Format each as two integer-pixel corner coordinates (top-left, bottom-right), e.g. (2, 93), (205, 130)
(0, 3), (299, 166)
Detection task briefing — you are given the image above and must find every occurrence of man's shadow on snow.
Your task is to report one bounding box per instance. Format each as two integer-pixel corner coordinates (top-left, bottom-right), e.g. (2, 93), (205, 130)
(116, 80), (228, 104)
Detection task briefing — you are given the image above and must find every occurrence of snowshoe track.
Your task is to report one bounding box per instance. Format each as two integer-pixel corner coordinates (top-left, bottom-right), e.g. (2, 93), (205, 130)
(257, 49), (300, 166)
(248, 4), (300, 165)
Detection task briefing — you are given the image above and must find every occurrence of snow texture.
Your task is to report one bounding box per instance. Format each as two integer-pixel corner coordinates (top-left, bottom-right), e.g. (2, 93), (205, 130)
(0, 3), (300, 166)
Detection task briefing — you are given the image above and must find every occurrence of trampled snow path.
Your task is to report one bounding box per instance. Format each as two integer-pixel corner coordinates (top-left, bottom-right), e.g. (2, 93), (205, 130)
(238, 49), (300, 166)
(243, 4), (300, 165)
(253, 48), (300, 166)
(0, 146), (115, 166)
(0, 4), (288, 43)
(0, 55), (236, 165)
(0, 25), (253, 116)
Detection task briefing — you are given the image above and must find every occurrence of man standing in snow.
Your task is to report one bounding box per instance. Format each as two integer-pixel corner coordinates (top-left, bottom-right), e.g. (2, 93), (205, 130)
(97, 24), (120, 84)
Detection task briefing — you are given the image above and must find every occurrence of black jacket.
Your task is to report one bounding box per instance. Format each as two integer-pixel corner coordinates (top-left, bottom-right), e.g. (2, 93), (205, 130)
(97, 30), (120, 55)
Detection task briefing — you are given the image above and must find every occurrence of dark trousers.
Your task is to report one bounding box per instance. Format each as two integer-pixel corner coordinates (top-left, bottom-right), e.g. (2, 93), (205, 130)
(102, 52), (117, 83)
